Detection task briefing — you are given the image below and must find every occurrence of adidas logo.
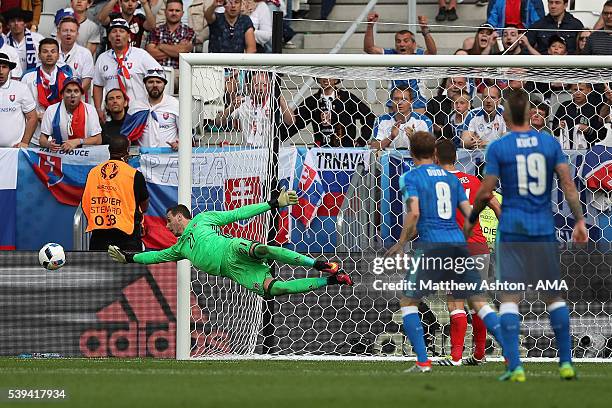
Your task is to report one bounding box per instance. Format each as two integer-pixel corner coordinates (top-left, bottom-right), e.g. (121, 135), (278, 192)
(79, 264), (233, 357)
(79, 264), (178, 357)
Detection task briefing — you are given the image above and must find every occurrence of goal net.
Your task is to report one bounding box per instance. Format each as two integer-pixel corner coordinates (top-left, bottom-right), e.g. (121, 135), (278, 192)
(178, 54), (612, 361)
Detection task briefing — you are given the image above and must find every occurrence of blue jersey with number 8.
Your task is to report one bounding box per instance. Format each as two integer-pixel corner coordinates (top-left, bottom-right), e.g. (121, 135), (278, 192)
(485, 130), (567, 236)
(399, 163), (467, 243)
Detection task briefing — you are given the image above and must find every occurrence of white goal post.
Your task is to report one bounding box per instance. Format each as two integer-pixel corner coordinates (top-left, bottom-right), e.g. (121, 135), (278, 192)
(176, 53), (612, 361)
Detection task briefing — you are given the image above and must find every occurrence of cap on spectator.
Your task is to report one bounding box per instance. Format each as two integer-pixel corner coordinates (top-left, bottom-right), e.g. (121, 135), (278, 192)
(108, 18), (131, 33)
(548, 35), (567, 47)
(143, 68), (168, 84)
(477, 23), (495, 32)
(61, 77), (85, 94)
(54, 8), (75, 26)
(0, 53), (17, 70)
(2, 8), (34, 23)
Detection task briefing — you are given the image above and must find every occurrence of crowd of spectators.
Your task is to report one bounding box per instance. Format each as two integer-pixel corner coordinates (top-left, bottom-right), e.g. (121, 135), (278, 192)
(0, 0), (609, 151)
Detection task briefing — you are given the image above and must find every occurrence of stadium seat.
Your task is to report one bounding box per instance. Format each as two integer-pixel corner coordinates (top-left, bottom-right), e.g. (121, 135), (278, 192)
(38, 13), (56, 38)
(571, 10), (601, 28)
(43, 0), (70, 14)
(571, 0), (604, 12)
(192, 66), (225, 119)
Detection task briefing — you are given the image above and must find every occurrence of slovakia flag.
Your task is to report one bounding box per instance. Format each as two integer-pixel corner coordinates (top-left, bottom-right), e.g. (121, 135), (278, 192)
(582, 144), (612, 191)
(22, 146), (109, 206)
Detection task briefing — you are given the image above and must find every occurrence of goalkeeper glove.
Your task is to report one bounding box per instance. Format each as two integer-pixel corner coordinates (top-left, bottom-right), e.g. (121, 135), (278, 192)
(268, 187), (298, 209)
(108, 245), (134, 263)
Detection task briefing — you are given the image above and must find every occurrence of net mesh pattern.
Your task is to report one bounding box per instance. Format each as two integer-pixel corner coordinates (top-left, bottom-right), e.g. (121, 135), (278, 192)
(185, 62), (612, 359)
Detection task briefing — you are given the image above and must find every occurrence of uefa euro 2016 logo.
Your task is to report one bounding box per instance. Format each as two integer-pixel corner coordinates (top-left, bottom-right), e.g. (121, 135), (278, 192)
(101, 162), (119, 180)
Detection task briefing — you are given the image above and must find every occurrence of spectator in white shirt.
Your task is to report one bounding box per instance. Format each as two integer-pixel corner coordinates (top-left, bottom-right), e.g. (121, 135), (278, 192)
(0, 52), (37, 148)
(57, 16), (95, 96)
(214, 71), (293, 147)
(71, 0), (101, 55)
(371, 84), (433, 150)
(242, 0), (272, 52)
(39, 77), (102, 151)
(93, 18), (163, 123)
(3, 8), (44, 74)
(22, 38), (74, 146)
(121, 68), (180, 149)
(461, 86), (507, 149)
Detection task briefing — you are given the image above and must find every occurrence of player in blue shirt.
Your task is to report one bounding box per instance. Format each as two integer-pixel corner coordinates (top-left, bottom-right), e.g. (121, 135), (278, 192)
(386, 131), (505, 373)
(465, 89), (588, 382)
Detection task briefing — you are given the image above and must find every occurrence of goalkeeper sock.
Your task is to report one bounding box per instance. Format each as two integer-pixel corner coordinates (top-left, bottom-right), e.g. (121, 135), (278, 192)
(499, 302), (522, 371)
(401, 306), (429, 363)
(471, 310), (487, 360)
(268, 277), (328, 296)
(548, 301), (572, 365)
(449, 309), (467, 361)
(258, 246), (315, 268)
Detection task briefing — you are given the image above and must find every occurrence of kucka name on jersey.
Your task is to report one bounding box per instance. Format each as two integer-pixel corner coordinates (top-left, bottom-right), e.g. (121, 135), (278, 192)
(516, 137), (539, 148)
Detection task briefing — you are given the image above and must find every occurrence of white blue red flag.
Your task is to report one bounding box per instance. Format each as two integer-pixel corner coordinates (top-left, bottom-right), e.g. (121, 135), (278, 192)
(292, 148), (370, 227)
(21, 146), (109, 206)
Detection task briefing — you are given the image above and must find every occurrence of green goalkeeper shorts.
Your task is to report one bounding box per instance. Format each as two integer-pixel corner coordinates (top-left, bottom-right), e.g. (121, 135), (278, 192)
(221, 238), (272, 297)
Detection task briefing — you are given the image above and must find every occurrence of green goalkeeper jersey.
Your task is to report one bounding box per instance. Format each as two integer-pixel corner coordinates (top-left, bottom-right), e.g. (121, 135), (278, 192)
(132, 202), (271, 276)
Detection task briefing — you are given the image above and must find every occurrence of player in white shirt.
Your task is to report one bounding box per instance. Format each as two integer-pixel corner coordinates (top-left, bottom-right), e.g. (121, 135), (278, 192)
(93, 18), (163, 123)
(4, 9), (45, 74)
(0, 53), (37, 148)
(57, 16), (95, 97)
(121, 68), (179, 148)
(21, 38), (74, 146)
(371, 85), (433, 150)
(39, 78), (102, 152)
(461, 86), (507, 149)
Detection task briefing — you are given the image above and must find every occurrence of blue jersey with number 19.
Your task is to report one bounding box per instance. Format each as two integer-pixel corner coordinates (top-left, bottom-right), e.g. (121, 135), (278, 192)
(399, 163), (468, 243)
(485, 129), (567, 236)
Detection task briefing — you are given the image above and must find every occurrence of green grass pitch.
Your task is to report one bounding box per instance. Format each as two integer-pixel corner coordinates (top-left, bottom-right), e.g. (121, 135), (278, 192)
(0, 359), (609, 407)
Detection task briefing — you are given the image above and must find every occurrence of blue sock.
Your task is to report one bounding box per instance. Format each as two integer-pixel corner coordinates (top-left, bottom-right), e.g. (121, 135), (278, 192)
(499, 303), (522, 371)
(401, 306), (428, 363)
(478, 305), (504, 352)
(549, 302), (572, 365)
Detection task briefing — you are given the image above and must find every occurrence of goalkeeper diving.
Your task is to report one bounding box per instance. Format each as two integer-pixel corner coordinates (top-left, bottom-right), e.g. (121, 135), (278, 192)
(108, 189), (353, 297)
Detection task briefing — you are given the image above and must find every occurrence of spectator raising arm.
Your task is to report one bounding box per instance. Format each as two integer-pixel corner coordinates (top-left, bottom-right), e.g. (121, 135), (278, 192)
(98, 0), (120, 25)
(364, 12), (384, 54)
(205, 0), (223, 24)
(418, 16), (437, 55)
(140, 0), (158, 31)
